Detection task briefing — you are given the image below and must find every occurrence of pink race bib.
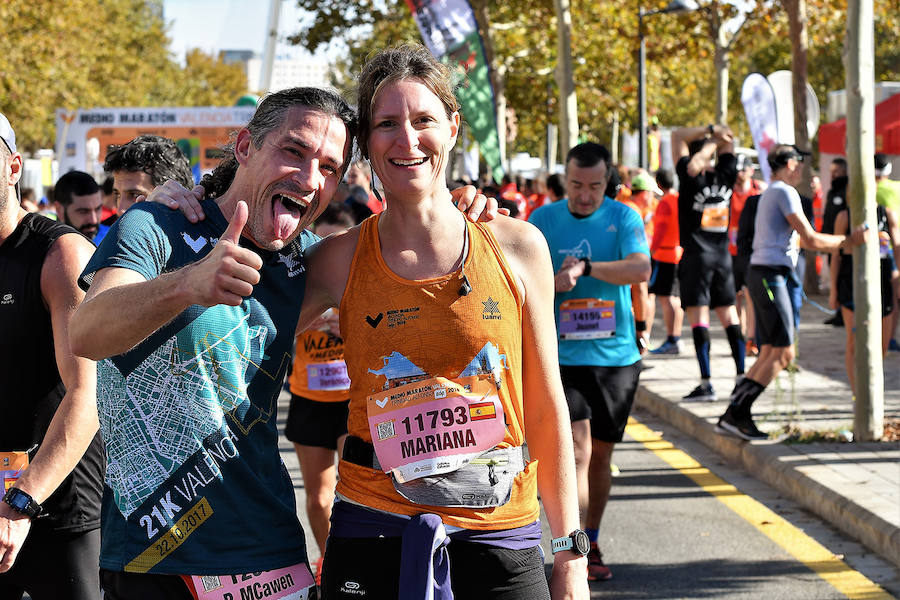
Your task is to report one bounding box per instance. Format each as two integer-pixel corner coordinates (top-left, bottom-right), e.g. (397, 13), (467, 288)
(367, 376), (506, 484)
(306, 360), (350, 391)
(184, 562), (315, 600)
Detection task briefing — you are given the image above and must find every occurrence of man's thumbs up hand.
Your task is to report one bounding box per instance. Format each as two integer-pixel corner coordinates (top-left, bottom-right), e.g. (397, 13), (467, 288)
(185, 201), (263, 307)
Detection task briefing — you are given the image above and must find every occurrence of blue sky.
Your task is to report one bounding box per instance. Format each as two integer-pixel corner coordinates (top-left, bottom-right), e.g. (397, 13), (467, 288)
(162, 0), (330, 61)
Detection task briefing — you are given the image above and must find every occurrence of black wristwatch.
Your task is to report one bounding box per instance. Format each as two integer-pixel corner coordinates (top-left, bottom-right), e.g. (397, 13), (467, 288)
(551, 529), (591, 556)
(580, 257), (592, 277)
(3, 487), (43, 519)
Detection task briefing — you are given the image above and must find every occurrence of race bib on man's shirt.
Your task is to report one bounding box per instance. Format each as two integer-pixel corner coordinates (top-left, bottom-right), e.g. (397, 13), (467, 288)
(700, 203), (729, 232)
(183, 562), (315, 600)
(559, 299), (616, 340)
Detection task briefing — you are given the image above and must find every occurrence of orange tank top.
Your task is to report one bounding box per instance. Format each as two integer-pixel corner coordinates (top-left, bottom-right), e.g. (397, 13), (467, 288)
(288, 326), (349, 402)
(336, 215), (539, 530)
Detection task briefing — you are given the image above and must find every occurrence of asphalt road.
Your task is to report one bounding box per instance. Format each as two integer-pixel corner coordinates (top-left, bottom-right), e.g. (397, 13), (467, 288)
(278, 391), (900, 599)
(575, 408), (900, 599)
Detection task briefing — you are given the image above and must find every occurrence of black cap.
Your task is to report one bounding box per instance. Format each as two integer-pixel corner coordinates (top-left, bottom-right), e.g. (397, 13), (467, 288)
(768, 144), (811, 171)
(874, 153), (892, 176)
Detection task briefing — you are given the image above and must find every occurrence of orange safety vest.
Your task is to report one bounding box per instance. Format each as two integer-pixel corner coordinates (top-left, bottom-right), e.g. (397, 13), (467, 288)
(336, 215), (538, 530)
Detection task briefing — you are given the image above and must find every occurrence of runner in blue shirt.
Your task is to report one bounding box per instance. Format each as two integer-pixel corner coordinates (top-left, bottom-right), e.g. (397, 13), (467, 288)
(529, 142), (650, 582)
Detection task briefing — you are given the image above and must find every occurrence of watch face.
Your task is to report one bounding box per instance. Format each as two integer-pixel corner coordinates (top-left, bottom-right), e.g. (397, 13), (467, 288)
(8, 490), (29, 511)
(573, 530), (591, 555)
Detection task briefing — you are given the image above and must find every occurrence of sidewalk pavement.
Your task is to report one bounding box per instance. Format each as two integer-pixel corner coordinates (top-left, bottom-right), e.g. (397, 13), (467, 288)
(638, 294), (900, 568)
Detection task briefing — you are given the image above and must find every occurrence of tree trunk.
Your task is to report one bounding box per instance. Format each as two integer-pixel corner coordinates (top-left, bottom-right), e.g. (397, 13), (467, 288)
(783, 0), (819, 292)
(707, 4), (728, 125)
(471, 0), (507, 179)
(845, 0), (883, 441)
(554, 0), (579, 158)
(713, 27), (729, 125)
(611, 110), (620, 165)
(784, 0), (812, 197)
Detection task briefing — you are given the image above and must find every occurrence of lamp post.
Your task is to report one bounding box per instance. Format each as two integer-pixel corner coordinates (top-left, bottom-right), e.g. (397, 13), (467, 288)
(638, 0), (699, 169)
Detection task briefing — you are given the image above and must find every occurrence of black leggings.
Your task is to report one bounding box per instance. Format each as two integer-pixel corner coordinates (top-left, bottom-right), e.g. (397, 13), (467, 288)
(0, 527), (100, 600)
(322, 535), (550, 599)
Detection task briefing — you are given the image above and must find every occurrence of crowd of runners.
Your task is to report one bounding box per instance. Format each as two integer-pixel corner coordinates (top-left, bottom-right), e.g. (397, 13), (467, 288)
(1, 40), (897, 600)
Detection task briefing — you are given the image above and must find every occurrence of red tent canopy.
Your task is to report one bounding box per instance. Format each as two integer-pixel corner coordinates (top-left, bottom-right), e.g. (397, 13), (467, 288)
(819, 92), (900, 155)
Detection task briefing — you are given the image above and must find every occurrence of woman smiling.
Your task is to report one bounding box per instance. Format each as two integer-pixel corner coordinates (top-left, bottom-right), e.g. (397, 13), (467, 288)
(299, 45), (587, 599)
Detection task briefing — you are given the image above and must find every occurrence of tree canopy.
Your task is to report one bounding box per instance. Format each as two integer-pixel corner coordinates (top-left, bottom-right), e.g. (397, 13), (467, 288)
(1, 0), (248, 153)
(288, 0), (899, 162)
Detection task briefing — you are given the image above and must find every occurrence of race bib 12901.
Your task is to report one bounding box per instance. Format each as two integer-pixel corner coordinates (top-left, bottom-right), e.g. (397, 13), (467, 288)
(367, 375), (506, 484)
(306, 360), (350, 391)
(559, 298), (616, 340)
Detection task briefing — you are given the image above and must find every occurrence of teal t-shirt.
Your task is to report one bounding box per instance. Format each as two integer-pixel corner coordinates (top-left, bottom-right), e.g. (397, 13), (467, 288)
(529, 199), (649, 367)
(80, 200), (318, 575)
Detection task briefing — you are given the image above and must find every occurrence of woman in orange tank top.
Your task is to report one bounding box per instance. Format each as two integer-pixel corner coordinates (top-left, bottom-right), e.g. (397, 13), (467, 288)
(297, 45), (587, 599)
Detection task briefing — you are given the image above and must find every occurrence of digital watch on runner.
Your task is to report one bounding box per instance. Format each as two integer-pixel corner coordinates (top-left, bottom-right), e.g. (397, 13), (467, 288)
(551, 529), (591, 556)
(2, 487), (43, 519)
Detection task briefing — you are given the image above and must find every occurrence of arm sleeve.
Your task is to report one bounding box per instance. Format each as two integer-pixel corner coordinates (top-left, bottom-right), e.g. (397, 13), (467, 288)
(79, 204), (172, 290)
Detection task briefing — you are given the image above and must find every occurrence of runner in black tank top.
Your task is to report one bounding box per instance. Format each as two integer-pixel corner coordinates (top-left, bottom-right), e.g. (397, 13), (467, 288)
(0, 210), (105, 599)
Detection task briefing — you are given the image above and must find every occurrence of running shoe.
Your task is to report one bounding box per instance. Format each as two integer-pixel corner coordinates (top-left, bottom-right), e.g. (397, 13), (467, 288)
(716, 408), (768, 440)
(682, 382), (716, 402)
(889, 338), (900, 352)
(650, 339), (682, 354)
(587, 543), (612, 581)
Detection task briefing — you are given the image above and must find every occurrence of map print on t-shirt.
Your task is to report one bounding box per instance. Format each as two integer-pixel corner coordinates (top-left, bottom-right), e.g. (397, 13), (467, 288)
(99, 304), (278, 519)
(367, 342), (508, 390)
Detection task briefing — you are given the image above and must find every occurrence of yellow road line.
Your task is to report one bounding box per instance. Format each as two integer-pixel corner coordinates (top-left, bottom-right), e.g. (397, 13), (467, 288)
(625, 417), (895, 600)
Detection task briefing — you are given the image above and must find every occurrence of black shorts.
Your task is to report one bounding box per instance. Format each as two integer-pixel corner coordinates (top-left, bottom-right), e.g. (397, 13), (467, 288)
(322, 535), (549, 600)
(649, 259), (679, 296)
(837, 260), (895, 317)
(0, 526), (100, 600)
(732, 254), (749, 291)
(747, 265), (794, 347)
(678, 250), (737, 308)
(560, 362), (641, 443)
(100, 570), (194, 600)
(285, 394), (349, 449)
